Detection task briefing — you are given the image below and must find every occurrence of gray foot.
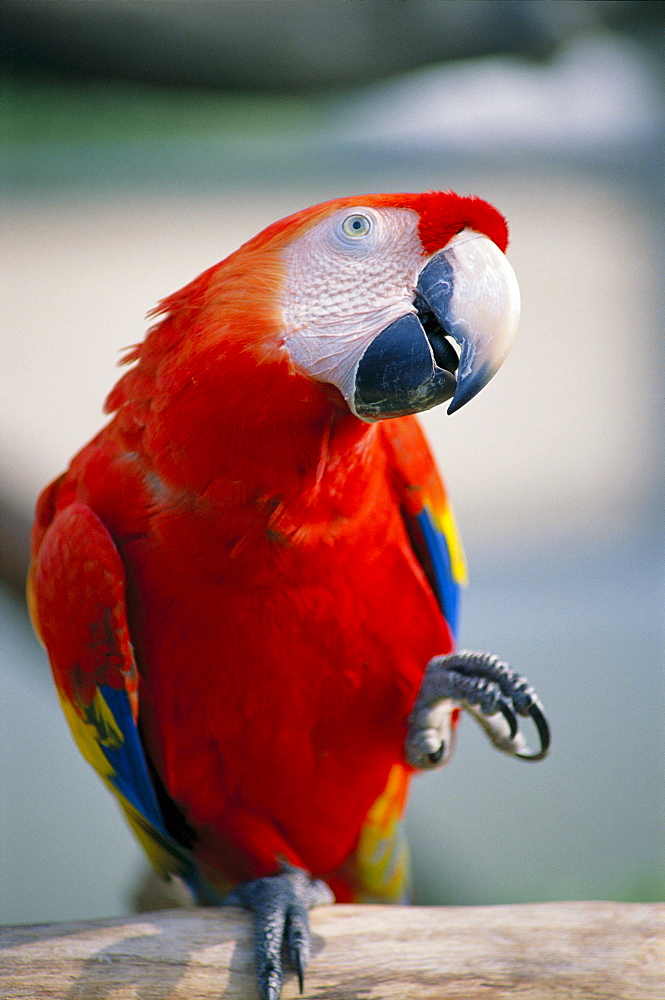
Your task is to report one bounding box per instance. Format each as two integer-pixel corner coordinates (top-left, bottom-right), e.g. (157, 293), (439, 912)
(407, 650), (550, 768)
(224, 864), (333, 1000)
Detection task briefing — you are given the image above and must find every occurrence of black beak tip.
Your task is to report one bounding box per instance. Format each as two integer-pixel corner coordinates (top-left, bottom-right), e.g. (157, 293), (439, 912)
(446, 359), (494, 414)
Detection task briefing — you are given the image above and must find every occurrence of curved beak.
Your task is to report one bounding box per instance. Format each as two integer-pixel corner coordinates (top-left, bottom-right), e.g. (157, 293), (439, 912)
(353, 230), (520, 420)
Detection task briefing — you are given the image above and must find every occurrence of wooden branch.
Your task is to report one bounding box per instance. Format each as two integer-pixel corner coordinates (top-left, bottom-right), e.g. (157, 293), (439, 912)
(1, 902), (663, 999)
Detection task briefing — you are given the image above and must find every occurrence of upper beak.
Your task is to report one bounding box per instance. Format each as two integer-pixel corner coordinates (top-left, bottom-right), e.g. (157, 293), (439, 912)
(353, 230), (520, 420)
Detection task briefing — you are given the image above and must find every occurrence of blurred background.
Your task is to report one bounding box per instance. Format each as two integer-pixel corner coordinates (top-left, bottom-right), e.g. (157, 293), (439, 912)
(1, 0), (663, 925)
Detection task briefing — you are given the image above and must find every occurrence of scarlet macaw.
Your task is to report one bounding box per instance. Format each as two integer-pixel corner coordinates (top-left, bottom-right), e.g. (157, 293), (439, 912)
(29, 191), (548, 999)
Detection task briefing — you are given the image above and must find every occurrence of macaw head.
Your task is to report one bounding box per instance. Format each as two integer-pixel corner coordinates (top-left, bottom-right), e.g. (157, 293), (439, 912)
(109, 191), (519, 448)
(273, 190), (520, 420)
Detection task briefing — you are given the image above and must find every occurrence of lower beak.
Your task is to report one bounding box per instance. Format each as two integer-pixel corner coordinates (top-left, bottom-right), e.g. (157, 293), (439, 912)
(353, 230), (520, 421)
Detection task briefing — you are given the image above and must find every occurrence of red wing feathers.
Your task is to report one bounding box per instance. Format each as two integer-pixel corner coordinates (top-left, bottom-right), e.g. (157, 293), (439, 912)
(29, 498), (199, 888)
(380, 417), (467, 639)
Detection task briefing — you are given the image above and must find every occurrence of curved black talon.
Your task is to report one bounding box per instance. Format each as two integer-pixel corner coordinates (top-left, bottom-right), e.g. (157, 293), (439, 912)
(440, 651), (549, 760)
(406, 650), (550, 767)
(497, 698), (518, 741)
(223, 864), (333, 1000)
(517, 700), (550, 761)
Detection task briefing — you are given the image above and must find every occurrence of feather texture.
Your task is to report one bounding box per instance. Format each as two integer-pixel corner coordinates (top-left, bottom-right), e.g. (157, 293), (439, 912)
(30, 191), (510, 904)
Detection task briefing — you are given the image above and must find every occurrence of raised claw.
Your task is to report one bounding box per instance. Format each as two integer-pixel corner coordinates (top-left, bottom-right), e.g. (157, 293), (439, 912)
(406, 650), (550, 768)
(224, 864), (333, 999)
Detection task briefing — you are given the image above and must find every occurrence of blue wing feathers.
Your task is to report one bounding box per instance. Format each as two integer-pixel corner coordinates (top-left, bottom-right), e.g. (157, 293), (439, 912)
(96, 684), (169, 835)
(416, 507), (462, 639)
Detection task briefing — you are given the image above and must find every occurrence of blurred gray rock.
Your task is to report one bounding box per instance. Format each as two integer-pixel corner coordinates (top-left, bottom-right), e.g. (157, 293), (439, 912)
(2, 0), (662, 92)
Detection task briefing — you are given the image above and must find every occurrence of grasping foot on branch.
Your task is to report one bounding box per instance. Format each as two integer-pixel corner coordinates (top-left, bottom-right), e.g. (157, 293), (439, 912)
(406, 650), (550, 769)
(224, 864), (333, 1000)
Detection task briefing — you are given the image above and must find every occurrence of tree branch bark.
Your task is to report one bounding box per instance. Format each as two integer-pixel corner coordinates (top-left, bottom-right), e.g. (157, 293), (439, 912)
(1, 901), (663, 999)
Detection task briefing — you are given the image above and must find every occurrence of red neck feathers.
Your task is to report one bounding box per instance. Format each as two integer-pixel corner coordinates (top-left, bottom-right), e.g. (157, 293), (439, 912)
(103, 190), (508, 500)
(104, 228), (367, 502)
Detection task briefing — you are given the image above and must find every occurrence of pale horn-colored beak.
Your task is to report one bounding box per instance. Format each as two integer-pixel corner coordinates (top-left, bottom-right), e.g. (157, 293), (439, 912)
(416, 228), (521, 413)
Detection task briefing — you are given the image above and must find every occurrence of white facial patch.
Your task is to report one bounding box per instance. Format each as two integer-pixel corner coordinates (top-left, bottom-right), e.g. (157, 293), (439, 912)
(281, 207), (424, 405)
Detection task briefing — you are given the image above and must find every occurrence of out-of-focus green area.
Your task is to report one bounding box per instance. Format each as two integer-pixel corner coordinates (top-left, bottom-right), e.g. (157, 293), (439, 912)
(2, 72), (321, 145)
(0, 70), (332, 191)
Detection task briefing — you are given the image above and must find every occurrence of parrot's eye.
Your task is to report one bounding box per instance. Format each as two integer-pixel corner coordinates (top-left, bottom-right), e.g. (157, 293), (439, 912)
(341, 213), (372, 238)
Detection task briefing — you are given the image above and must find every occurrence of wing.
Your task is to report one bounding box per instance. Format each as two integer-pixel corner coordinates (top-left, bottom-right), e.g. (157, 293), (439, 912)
(353, 762), (412, 903)
(28, 492), (203, 894)
(380, 415), (467, 640)
(351, 416), (466, 904)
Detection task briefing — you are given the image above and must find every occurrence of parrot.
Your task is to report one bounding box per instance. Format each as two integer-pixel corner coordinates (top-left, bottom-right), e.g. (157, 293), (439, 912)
(28, 190), (549, 1000)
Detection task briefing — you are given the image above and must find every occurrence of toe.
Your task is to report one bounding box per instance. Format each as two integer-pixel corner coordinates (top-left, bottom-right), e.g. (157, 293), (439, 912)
(224, 867), (332, 999)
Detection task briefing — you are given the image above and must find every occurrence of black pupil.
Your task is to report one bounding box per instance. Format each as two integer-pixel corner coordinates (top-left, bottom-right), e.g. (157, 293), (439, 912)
(352, 218), (363, 230)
